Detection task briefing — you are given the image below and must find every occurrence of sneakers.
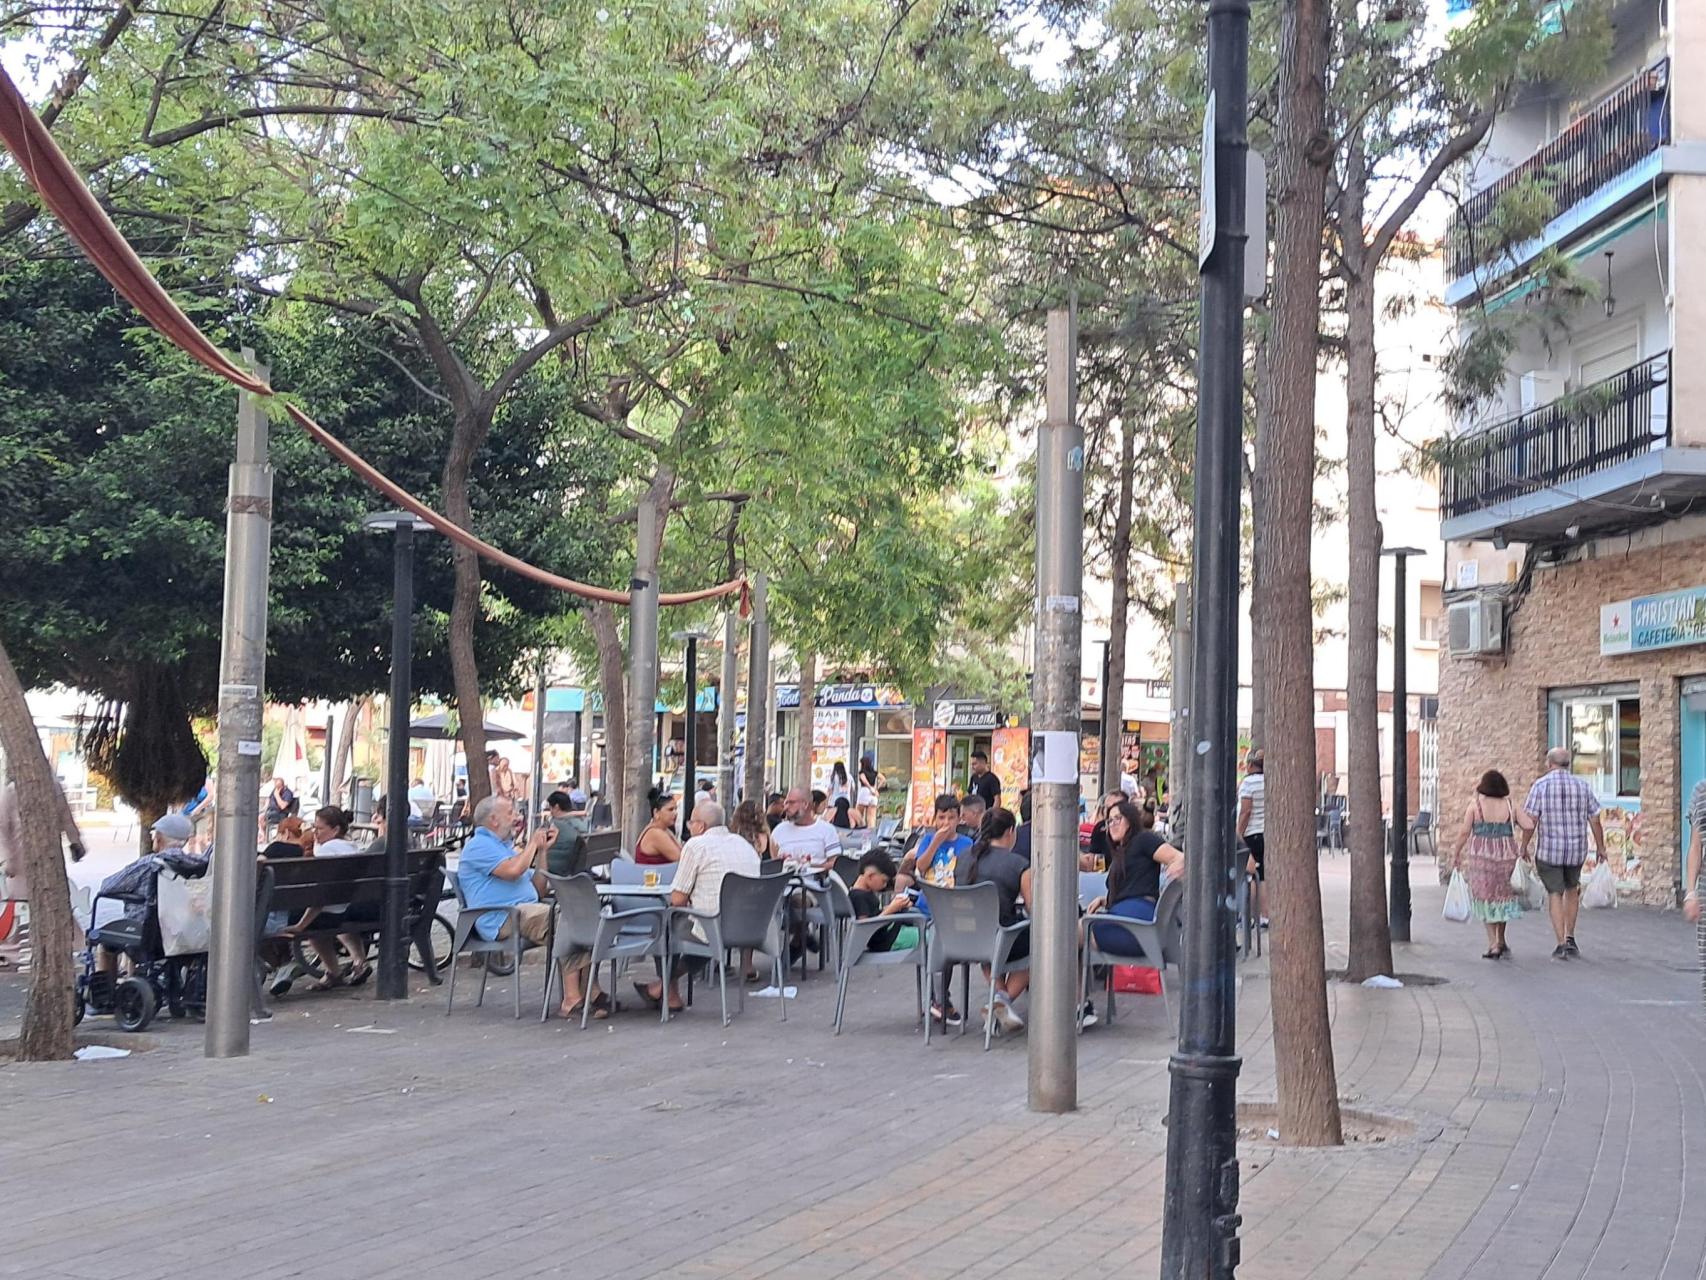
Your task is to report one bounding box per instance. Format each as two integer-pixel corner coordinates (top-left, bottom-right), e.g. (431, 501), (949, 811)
(1551, 943), (1569, 961)
(1564, 936), (1580, 958)
(991, 999), (1025, 1035)
(269, 961), (303, 997)
(1079, 1001), (1100, 1031)
(1259, 917), (1270, 930)
(931, 1002), (963, 1028)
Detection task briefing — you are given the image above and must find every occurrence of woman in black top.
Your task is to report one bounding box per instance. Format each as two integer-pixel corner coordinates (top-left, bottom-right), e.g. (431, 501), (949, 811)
(956, 807), (1032, 1032)
(1086, 799), (1182, 957)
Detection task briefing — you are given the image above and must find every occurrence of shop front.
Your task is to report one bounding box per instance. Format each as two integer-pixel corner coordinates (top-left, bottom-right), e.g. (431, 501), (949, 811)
(774, 683), (914, 809)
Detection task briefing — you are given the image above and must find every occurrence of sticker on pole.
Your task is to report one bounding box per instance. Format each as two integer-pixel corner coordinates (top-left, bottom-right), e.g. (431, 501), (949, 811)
(238, 740), (263, 757)
(1030, 731), (1080, 785)
(1198, 91), (1217, 271)
(1044, 594), (1080, 614)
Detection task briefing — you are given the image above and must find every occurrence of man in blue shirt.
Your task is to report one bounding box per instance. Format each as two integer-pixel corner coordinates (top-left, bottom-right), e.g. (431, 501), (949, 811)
(459, 795), (604, 1017)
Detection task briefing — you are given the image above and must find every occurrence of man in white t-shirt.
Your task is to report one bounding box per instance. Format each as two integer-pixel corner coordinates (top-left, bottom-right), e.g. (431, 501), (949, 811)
(1237, 749), (1266, 927)
(406, 777), (438, 822)
(771, 787), (842, 869)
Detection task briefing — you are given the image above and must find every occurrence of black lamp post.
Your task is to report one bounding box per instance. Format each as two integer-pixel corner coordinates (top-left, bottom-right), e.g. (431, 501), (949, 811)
(673, 630), (710, 837)
(1384, 546), (1424, 942)
(364, 510), (432, 1001)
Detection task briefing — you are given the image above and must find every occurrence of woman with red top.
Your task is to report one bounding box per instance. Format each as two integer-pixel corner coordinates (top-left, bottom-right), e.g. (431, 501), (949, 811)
(634, 788), (682, 865)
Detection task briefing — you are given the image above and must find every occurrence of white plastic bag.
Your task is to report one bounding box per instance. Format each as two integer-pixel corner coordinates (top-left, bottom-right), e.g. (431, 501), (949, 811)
(1510, 859), (1547, 912)
(1443, 869), (1472, 922)
(1582, 861), (1617, 910)
(157, 869), (213, 956)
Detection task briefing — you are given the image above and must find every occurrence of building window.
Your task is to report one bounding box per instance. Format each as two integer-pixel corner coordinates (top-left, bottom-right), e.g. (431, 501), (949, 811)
(1417, 583), (1444, 645)
(1548, 687), (1641, 799)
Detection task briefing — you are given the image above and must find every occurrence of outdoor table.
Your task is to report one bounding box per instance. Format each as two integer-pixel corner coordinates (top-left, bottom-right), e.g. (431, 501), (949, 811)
(786, 866), (836, 982)
(593, 881), (673, 898)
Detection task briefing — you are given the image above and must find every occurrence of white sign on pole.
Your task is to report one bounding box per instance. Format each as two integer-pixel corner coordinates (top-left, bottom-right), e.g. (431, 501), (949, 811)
(1198, 91), (1217, 271)
(1245, 149), (1268, 299)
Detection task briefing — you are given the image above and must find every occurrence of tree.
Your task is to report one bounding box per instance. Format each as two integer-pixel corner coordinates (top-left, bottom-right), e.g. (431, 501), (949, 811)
(0, 252), (614, 826)
(1261, 0), (1343, 1147)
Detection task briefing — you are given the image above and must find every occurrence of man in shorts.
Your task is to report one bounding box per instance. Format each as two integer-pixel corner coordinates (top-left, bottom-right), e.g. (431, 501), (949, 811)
(1521, 747), (1606, 960)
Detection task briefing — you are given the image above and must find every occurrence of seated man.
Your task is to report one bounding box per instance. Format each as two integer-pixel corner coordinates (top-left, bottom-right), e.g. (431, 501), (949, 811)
(541, 790), (588, 876)
(958, 794), (987, 839)
(844, 849), (920, 954)
(896, 794), (972, 896)
(458, 795), (604, 1019)
(633, 801), (758, 1013)
(771, 788), (842, 872)
(406, 776), (438, 829)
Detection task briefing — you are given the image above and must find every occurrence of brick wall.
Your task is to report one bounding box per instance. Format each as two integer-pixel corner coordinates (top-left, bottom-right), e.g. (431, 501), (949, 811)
(1439, 534), (1706, 906)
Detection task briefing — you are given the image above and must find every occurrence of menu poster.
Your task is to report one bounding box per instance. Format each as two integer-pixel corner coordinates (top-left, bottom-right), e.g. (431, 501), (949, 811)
(809, 708), (851, 792)
(908, 728), (948, 828)
(990, 727), (1030, 811)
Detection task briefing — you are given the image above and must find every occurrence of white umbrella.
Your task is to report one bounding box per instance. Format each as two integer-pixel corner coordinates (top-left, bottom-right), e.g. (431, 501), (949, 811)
(270, 705), (311, 792)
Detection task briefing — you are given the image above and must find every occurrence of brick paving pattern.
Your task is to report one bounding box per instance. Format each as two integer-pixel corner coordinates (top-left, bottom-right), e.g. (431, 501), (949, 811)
(1, 860), (1701, 1279)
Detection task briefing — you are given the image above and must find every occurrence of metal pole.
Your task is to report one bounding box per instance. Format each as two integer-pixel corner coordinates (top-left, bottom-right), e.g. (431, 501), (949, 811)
(206, 360), (271, 1058)
(626, 501), (660, 849)
(1098, 640), (1117, 797)
(1028, 304), (1082, 1115)
(682, 634), (699, 836)
(1169, 584), (1193, 836)
(321, 711), (335, 809)
(378, 524), (416, 1001)
(743, 573), (769, 805)
(531, 656), (547, 825)
(719, 608), (739, 805)
(1389, 549), (1416, 941)
(1161, 0), (1249, 1268)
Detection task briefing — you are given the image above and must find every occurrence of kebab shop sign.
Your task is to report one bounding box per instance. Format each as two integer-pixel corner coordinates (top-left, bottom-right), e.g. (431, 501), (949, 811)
(1601, 585), (1706, 656)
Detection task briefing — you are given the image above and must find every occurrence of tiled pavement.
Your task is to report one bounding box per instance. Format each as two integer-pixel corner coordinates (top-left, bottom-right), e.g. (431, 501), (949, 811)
(1, 860), (1701, 1279)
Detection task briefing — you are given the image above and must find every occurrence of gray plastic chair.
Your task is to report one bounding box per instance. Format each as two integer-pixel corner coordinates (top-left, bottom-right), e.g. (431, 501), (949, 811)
(444, 873), (540, 1019)
(1078, 871), (1108, 910)
(539, 873), (666, 1027)
(1079, 877), (1185, 1029)
(828, 875), (929, 1034)
(660, 871), (793, 1026)
(877, 817), (899, 841)
(918, 881), (1029, 1050)
(609, 860), (674, 886)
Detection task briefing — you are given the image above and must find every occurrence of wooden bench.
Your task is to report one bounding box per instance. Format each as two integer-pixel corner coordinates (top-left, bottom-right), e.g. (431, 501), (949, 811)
(262, 846), (452, 988)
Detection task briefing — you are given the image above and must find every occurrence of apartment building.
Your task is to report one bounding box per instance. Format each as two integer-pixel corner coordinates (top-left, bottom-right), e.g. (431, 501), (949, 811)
(1439, 0), (1702, 903)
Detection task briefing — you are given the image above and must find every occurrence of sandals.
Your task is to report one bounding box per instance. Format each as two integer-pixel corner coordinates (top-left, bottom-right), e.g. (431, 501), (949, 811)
(346, 963), (373, 987)
(632, 981), (662, 1009)
(308, 972), (346, 992)
(590, 991), (612, 1020)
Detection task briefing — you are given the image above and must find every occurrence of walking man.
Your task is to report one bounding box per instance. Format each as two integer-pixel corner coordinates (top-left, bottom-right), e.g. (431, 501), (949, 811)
(1521, 747), (1606, 960)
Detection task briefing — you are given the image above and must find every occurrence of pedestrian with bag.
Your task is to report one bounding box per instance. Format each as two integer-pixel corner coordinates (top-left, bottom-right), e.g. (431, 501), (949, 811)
(1450, 770), (1534, 960)
(1520, 747), (1607, 960)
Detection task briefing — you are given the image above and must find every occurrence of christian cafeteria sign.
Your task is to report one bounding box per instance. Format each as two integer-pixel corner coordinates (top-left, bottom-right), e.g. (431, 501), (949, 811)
(1601, 585), (1706, 656)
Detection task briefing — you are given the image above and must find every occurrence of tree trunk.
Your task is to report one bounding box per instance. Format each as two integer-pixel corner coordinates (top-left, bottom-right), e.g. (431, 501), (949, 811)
(625, 466), (675, 839)
(1342, 139), (1395, 983)
(589, 600), (626, 824)
(1260, 0), (1343, 1146)
(0, 637), (77, 1059)
(442, 405), (494, 806)
(1104, 417), (1136, 796)
(331, 697), (364, 805)
(794, 650), (817, 792)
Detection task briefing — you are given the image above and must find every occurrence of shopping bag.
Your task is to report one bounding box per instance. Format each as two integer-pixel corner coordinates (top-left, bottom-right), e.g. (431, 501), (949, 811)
(1510, 859), (1547, 912)
(1443, 870), (1472, 922)
(1112, 965), (1163, 995)
(1582, 861), (1617, 910)
(157, 868), (213, 956)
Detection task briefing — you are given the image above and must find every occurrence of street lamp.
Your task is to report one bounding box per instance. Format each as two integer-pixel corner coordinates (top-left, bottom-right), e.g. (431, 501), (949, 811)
(1383, 546), (1425, 942)
(672, 629), (711, 837)
(364, 510), (433, 1001)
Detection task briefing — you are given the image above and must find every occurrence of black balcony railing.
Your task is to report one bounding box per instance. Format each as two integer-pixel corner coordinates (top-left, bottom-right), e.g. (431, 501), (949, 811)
(1449, 60), (1670, 280)
(1441, 353), (1671, 520)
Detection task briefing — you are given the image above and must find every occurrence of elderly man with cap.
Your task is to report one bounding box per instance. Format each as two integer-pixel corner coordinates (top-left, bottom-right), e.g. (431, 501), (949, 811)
(91, 811), (199, 979)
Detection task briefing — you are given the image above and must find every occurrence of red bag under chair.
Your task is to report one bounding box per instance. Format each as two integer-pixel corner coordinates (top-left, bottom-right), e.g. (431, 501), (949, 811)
(1111, 965), (1162, 995)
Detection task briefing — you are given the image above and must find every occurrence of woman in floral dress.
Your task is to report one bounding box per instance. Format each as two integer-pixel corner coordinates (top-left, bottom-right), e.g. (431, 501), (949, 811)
(1451, 769), (1534, 959)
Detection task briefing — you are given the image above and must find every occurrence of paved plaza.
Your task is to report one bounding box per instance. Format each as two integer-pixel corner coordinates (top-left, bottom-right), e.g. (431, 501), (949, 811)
(2, 859), (1703, 1280)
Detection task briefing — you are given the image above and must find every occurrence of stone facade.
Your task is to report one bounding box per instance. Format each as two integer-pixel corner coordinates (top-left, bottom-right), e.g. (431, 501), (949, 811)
(1440, 529), (1706, 907)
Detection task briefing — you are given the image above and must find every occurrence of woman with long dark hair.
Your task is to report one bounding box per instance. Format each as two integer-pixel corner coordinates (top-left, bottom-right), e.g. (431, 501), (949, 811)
(634, 788), (682, 865)
(955, 806), (1031, 1034)
(730, 799), (773, 858)
(1084, 799), (1183, 958)
(1451, 769), (1533, 959)
(828, 761), (852, 807)
(856, 752), (883, 828)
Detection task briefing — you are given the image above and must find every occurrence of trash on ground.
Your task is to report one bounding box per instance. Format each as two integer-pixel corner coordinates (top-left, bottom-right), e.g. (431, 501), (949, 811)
(1361, 975), (1404, 989)
(73, 1045), (130, 1061)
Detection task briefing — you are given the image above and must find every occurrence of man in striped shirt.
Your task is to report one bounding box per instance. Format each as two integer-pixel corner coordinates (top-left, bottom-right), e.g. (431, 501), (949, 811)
(1521, 747), (1607, 961)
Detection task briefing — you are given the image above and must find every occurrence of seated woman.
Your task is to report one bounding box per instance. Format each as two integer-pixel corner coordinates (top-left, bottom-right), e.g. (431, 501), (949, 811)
(1084, 799), (1184, 957)
(954, 807), (1031, 1034)
(282, 806), (375, 990)
(829, 796), (860, 830)
(634, 788), (682, 865)
(261, 815), (312, 861)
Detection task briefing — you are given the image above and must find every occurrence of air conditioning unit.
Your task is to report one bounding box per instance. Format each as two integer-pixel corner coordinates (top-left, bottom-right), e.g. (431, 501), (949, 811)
(1448, 595), (1505, 657)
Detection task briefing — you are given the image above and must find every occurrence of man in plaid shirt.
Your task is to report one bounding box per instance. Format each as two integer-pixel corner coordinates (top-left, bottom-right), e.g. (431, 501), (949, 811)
(1521, 748), (1607, 960)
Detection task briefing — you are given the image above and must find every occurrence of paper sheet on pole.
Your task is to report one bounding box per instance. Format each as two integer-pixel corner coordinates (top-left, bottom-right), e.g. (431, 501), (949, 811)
(1030, 731), (1079, 785)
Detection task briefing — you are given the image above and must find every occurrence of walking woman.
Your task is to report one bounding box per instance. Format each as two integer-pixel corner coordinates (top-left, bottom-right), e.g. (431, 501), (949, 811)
(1452, 770), (1534, 959)
(856, 752), (883, 828)
(1683, 779), (1706, 1003)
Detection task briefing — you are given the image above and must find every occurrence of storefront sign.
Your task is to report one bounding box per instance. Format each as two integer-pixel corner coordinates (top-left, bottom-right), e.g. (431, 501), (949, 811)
(1602, 585), (1706, 656)
(776, 683), (907, 710)
(908, 729), (948, 827)
(809, 708), (851, 792)
(932, 699), (1002, 731)
(990, 727), (1030, 806)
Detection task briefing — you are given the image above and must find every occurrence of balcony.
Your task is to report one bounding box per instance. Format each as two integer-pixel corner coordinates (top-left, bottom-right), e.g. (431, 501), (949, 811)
(1440, 353), (1706, 544)
(1448, 60), (1670, 290)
